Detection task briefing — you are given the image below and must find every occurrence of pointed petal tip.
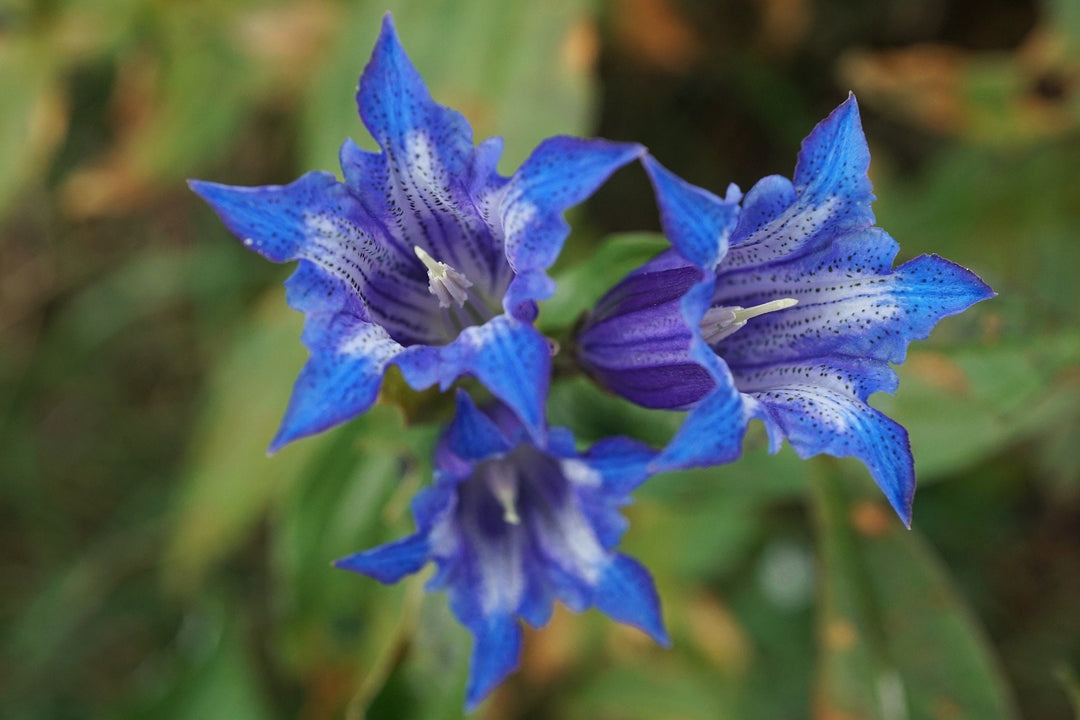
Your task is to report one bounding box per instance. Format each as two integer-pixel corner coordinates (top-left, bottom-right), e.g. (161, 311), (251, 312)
(835, 91), (860, 118)
(267, 424), (300, 456)
(640, 152), (669, 181)
(925, 253), (997, 302)
(186, 178), (223, 202)
(464, 615), (522, 712)
(377, 11), (399, 44)
(453, 387), (478, 411)
(881, 472), (915, 529)
(267, 407), (337, 455)
(266, 430), (291, 456)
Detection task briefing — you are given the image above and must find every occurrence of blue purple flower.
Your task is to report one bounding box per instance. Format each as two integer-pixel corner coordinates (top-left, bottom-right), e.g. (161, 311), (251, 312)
(576, 95), (995, 524)
(190, 15), (642, 451)
(335, 391), (668, 709)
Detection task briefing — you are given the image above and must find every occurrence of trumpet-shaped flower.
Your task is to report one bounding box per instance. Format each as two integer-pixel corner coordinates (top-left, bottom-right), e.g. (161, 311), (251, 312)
(576, 95), (994, 524)
(190, 15), (642, 450)
(335, 392), (668, 709)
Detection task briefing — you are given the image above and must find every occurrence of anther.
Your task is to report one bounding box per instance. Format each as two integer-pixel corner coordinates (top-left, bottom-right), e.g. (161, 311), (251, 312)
(701, 298), (798, 344)
(414, 246), (473, 308)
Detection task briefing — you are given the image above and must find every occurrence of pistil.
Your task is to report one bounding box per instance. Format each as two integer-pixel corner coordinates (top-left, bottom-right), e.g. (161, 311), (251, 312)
(700, 298), (798, 344)
(415, 246), (474, 309)
(485, 461), (521, 525)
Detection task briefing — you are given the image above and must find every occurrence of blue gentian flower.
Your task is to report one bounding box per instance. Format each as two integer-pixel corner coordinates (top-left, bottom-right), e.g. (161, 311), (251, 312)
(576, 95), (994, 525)
(335, 391), (668, 709)
(189, 15), (642, 451)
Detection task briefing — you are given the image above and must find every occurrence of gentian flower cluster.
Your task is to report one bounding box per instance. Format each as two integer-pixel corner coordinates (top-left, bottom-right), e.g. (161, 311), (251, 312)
(191, 14), (993, 710)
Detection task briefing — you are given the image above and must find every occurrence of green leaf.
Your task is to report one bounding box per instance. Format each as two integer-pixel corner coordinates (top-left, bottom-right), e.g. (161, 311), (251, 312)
(0, 37), (63, 218)
(130, 7), (259, 180)
(119, 598), (272, 720)
(272, 405), (439, 674)
(562, 662), (736, 720)
(812, 467), (1019, 720)
(163, 294), (331, 594)
(877, 331), (1080, 480)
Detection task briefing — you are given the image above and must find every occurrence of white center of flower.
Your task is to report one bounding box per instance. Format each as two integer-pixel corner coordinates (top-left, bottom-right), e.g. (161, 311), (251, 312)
(414, 246), (474, 309)
(700, 298), (799, 344)
(485, 460), (521, 525)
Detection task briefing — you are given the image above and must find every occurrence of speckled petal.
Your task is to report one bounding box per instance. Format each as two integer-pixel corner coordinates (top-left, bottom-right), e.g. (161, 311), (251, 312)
(714, 231), (996, 369)
(189, 174), (441, 347)
(735, 357), (915, 525)
(723, 94), (875, 270)
(350, 16), (508, 293)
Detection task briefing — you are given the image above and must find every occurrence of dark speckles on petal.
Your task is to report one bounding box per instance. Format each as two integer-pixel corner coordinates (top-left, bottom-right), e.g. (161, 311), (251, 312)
(587, 95), (993, 524)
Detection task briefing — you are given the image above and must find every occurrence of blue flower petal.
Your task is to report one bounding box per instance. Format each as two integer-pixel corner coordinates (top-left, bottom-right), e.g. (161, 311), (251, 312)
(516, 551), (555, 629)
(411, 484), (457, 531)
(724, 94), (875, 270)
(270, 290), (403, 452)
(189, 173), (341, 262)
(729, 175), (796, 247)
(357, 15), (475, 185)
(271, 262), (401, 450)
(443, 391), (514, 462)
(350, 18), (510, 294)
(792, 93), (872, 209)
(576, 495), (630, 550)
(592, 554), (669, 646)
(464, 613), (522, 710)
(642, 154), (741, 271)
(501, 137), (644, 314)
(578, 263), (713, 409)
(582, 437), (657, 495)
(736, 357), (915, 525)
(334, 533), (430, 583)
(189, 174), (441, 347)
(650, 370), (750, 473)
(714, 232), (995, 369)
(395, 316), (550, 441)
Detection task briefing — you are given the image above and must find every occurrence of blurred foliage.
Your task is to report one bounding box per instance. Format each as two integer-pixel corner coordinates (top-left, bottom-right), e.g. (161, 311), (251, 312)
(2, 0), (1080, 719)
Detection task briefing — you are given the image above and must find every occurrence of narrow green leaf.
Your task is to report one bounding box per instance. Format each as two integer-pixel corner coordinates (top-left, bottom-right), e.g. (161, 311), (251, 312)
(163, 294), (330, 594)
(812, 468), (1019, 720)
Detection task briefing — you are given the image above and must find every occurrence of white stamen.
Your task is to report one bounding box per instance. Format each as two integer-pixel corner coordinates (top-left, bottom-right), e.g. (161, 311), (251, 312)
(414, 246), (473, 308)
(701, 298), (798, 344)
(486, 461), (521, 525)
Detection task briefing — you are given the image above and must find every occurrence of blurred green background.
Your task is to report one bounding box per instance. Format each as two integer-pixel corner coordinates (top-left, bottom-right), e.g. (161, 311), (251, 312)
(2, 0), (1079, 718)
